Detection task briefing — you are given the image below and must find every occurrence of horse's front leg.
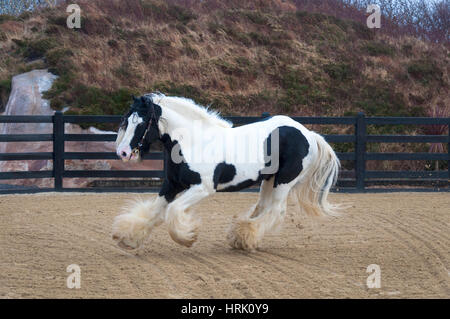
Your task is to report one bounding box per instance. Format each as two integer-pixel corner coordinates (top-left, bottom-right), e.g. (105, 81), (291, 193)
(112, 196), (168, 250)
(112, 183), (180, 250)
(165, 184), (211, 247)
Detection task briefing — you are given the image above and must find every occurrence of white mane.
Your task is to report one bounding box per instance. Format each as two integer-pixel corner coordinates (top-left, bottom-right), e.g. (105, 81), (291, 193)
(149, 93), (232, 128)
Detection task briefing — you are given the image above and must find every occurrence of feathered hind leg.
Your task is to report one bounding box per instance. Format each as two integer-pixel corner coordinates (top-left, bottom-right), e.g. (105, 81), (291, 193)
(112, 196), (167, 250)
(227, 178), (289, 251)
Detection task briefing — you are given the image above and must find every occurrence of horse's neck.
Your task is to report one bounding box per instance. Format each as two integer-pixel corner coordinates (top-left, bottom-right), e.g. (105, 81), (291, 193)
(158, 107), (230, 165)
(159, 107), (192, 137)
(159, 106), (226, 141)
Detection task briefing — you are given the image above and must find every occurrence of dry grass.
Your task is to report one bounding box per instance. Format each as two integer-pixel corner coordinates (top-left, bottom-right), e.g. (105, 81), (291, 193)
(0, 0), (448, 171)
(0, 1), (448, 113)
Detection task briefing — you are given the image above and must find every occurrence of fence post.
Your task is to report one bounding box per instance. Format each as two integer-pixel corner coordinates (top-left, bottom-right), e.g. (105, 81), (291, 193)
(53, 111), (64, 191)
(355, 112), (366, 191)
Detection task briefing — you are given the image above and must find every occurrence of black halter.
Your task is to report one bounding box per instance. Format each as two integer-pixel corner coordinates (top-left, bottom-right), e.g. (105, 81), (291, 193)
(132, 103), (158, 155)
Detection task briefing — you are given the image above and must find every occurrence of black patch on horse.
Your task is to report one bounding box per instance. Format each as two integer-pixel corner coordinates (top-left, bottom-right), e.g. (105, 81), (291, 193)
(159, 133), (202, 202)
(217, 177), (264, 192)
(218, 126), (309, 192)
(213, 162), (237, 189)
(267, 126), (309, 187)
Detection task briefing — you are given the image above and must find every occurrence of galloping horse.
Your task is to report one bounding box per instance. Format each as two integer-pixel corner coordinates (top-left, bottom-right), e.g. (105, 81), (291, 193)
(112, 93), (340, 251)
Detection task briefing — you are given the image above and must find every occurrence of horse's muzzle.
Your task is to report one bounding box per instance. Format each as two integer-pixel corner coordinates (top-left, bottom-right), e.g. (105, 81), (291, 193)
(116, 145), (140, 162)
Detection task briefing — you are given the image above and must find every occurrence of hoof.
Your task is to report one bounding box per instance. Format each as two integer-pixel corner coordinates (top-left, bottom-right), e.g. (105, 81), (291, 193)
(166, 209), (201, 248)
(227, 220), (260, 252)
(169, 229), (198, 247)
(114, 236), (138, 250)
(111, 213), (151, 250)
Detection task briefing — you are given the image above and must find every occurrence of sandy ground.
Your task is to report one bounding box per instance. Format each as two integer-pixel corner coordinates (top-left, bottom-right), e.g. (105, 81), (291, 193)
(0, 192), (449, 299)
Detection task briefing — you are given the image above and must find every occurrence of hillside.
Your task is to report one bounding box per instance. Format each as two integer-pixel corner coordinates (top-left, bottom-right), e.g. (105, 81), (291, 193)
(0, 0), (448, 124)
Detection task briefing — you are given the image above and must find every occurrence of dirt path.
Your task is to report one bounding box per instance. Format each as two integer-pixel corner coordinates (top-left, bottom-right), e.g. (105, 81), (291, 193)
(0, 192), (448, 298)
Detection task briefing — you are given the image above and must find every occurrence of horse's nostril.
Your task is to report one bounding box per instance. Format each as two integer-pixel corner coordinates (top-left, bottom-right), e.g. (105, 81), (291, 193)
(121, 151), (127, 157)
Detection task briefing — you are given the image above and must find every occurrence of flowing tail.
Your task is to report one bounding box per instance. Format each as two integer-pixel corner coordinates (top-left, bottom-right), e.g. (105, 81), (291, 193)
(290, 132), (341, 217)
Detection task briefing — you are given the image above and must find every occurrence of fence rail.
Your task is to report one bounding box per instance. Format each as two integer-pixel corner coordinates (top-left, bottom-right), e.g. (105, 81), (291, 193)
(0, 112), (449, 194)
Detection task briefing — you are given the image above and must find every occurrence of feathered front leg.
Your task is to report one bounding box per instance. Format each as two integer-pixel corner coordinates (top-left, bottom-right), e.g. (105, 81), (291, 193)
(165, 184), (211, 247)
(112, 196), (167, 250)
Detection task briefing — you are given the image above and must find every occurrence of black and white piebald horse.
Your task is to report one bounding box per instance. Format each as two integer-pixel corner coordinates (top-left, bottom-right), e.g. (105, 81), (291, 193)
(112, 93), (340, 251)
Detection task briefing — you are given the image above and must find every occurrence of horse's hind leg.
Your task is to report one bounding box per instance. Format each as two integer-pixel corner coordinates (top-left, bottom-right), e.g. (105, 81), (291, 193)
(227, 177), (282, 251)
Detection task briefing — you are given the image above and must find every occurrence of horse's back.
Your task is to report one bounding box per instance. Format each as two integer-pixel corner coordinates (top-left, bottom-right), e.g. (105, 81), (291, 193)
(213, 115), (318, 191)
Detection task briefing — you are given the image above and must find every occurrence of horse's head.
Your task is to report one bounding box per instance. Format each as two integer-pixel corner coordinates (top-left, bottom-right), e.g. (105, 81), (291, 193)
(116, 95), (162, 162)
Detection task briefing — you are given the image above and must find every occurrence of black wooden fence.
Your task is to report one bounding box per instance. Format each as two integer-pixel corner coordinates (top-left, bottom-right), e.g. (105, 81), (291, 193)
(0, 111), (449, 194)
